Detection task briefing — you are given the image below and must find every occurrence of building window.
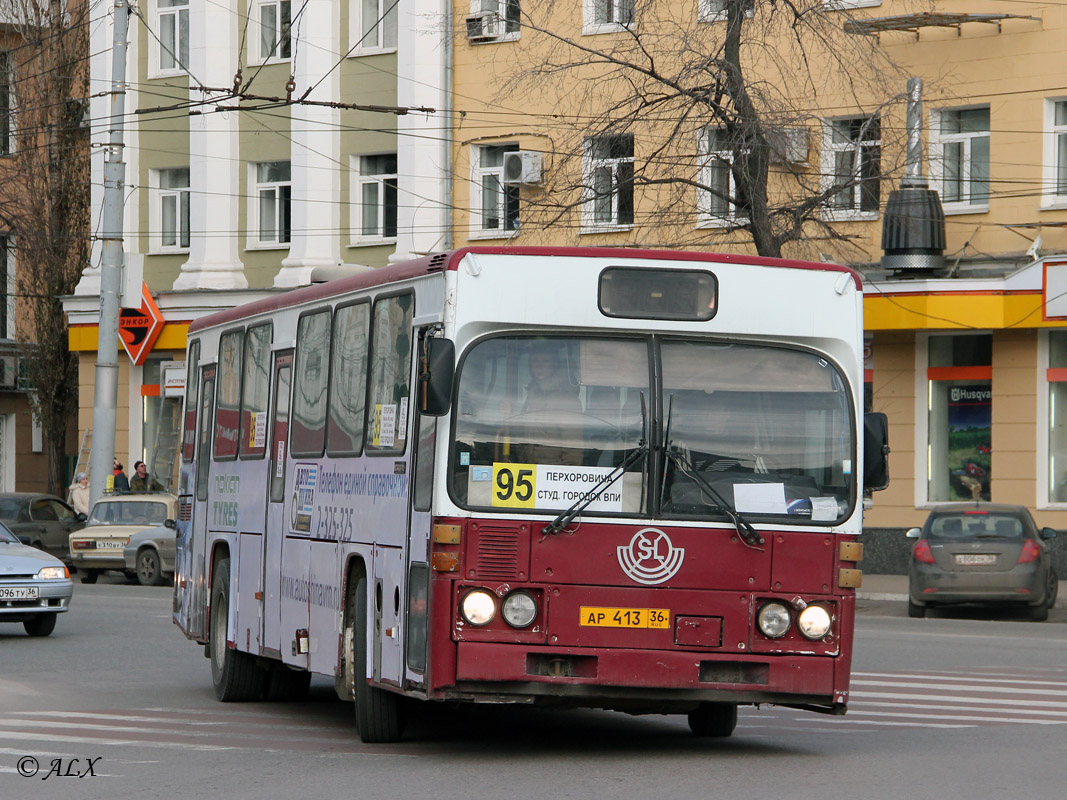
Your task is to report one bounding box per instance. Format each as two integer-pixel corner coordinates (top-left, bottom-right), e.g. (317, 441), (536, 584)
(824, 116), (880, 217)
(157, 0), (189, 73)
(1048, 332), (1067, 503)
(0, 236), (12, 340)
(472, 144), (519, 236)
(1045, 99), (1067, 205)
(932, 107), (989, 209)
(468, 0), (521, 39)
(354, 0), (398, 52)
(257, 0), (292, 61)
(253, 161), (291, 246)
(926, 334), (992, 503)
(0, 50), (11, 156)
(157, 168), (190, 250)
(583, 134), (634, 229)
(353, 154), (398, 242)
(584, 0), (634, 33)
(698, 128), (742, 225)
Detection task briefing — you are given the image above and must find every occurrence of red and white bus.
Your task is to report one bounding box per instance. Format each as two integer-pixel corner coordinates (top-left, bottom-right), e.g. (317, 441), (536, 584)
(173, 247), (888, 742)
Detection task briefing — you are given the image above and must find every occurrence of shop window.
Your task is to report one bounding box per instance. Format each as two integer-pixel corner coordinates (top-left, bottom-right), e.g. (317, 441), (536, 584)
(1047, 332), (1067, 501)
(927, 334), (992, 502)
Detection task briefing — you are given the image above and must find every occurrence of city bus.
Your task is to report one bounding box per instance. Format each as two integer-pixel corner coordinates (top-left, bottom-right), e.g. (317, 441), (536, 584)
(173, 247), (889, 743)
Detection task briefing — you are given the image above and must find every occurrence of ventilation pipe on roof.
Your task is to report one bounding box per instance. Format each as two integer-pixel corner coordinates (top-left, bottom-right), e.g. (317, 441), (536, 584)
(881, 78), (947, 275)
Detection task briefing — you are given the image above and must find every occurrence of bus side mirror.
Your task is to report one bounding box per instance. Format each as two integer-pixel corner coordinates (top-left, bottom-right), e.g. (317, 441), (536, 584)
(863, 412), (890, 492)
(418, 337), (455, 417)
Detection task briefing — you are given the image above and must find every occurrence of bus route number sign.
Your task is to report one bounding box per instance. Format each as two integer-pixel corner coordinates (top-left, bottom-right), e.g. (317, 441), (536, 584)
(491, 463), (537, 508)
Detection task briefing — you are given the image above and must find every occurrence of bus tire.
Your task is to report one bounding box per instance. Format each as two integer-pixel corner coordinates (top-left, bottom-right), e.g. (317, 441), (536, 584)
(210, 557), (264, 701)
(264, 668), (312, 702)
(687, 703), (737, 737)
(348, 576), (404, 742)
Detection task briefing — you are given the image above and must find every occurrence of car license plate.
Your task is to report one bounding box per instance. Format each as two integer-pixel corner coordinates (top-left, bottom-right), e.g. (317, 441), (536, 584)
(579, 606), (670, 629)
(96, 540), (124, 550)
(0, 586), (40, 600)
(955, 553), (996, 566)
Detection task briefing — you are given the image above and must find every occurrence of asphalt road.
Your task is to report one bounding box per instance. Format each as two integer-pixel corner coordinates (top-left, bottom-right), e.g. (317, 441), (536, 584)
(2, 575), (1065, 800)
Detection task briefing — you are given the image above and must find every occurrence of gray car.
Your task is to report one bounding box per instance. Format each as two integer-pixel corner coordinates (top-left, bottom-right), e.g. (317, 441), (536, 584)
(907, 504), (1059, 620)
(0, 493), (86, 566)
(0, 520), (74, 636)
(122, 521), (176, 586)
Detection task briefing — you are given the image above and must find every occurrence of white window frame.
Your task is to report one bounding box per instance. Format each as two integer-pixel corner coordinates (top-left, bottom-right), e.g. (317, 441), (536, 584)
(248, 161), (291, 250)
(465, 0), (522, 43)
(699, 1), (755, 23)
(150, 167), (191, 254)
(349, 153), (398, 246)
(350, 0), (399, 55)
(152, 0), (190, 78)
(582, 0), (635, 35)
(1042, 98), (1067, 209)
(823, 1), (882, 9)
(930, 106), (990, 214)
(581, 134), (635, 232)
(251, 0), (292, 65)
(696, 127), (744, 228)
(469, 143), (521, 239)
(821, 115), (881, 222)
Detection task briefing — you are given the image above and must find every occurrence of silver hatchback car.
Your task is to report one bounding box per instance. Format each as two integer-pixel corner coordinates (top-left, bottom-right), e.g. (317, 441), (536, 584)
(0, 520), (73, 636)
(907, 504), (1059, 621)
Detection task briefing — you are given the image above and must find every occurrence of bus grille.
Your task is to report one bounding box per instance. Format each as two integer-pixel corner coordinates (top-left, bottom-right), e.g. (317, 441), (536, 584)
(470, 523), (526, 580)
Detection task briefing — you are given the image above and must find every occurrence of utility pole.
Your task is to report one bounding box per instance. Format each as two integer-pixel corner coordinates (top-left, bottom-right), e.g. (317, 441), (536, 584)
(88, 0), (131, 505)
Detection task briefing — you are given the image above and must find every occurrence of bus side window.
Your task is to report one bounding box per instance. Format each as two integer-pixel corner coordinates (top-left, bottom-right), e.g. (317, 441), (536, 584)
(196, 371), (216, 502)
(239, 324), (272, 458)
(182, 341), (200, 462)
(215, 331), (243, 460)
(291, 310), (332, 457)
(326, 302), (369, 456)
(270, 364), (292, 503)
(413, 416), (436, 512)
(366, 293), (414, 454)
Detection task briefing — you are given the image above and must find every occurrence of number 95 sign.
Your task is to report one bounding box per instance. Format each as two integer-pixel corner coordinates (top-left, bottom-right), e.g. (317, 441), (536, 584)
(492, 463), (536, 508)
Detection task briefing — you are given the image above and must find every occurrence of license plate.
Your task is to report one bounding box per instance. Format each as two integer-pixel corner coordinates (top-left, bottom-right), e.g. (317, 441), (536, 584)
(955, 553), (996, 566)
(579, 606), (670, 629)
(0, 586), (40, 600)
(95, 540), (125, 550)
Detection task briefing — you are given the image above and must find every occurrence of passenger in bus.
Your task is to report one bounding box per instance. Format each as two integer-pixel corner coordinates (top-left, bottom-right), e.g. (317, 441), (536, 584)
(511, 344), (583, 466)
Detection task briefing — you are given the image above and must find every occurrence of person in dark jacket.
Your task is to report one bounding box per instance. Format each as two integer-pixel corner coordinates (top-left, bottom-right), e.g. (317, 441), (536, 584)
(112, 459), (130, 492)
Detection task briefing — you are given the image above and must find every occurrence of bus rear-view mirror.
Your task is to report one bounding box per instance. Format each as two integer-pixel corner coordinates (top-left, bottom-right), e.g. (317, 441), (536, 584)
(419, 337), (455, 417)
(863, 412), (890, 492)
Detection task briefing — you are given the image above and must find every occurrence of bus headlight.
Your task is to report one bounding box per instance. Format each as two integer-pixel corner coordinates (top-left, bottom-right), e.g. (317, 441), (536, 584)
(757, 602), (791, 639)
(460, 590), (497, 626)
(797, 605), (832, 640)
(501, 592), (538, 628)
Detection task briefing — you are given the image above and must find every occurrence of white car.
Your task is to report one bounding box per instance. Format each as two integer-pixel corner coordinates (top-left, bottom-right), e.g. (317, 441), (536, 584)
(70, 493), (177, 584)
(0, 520), (73, 636)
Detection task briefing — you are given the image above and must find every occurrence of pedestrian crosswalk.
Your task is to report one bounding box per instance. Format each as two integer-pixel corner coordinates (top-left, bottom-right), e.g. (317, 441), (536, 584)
(741, 666), (1067, 733)
(0, 666), (1065, 756)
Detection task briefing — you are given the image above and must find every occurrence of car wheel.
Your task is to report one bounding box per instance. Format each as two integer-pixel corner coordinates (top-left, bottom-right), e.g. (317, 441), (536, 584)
(346, 575), (404, 742)
(136, 548), (165, 586)
(1030, 602), (1049, 622)
(908, 600), (926, 618)
(688, 702), (737, 737)
(80, 569), (99, 584)
(24, 613), (57, 637)
(1047, 568), (1059, 609)
(209, 557), (265, 701)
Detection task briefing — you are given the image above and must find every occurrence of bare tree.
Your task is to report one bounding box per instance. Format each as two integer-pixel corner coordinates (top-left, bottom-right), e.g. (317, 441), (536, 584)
(481, 0), (913, 259)
(0, 0), (90, 494)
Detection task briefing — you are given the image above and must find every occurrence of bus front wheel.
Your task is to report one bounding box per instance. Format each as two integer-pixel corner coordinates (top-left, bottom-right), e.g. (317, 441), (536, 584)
(688, 703), (737, 737)
(347, 575), (404, 743)
(210, 557), (264, 701)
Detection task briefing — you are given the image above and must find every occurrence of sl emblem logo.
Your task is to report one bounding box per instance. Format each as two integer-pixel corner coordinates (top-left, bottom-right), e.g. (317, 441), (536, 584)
(617, 528), (685, 585)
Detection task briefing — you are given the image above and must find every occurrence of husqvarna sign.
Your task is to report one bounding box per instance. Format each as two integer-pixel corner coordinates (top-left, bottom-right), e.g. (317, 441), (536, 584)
(617, 528), (685, 585)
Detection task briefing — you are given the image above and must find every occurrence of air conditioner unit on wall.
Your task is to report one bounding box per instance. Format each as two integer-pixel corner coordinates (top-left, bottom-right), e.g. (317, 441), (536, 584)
(465, 11), (501, 41)
(767, 127), (809, 165)
(502, 151), (543, 185)
(0, 356), (18, 389)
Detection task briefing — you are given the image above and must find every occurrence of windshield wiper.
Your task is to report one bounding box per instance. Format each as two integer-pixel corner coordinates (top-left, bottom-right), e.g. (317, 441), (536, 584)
(543, 393), (648, 536)
(663, 442), (765, 548)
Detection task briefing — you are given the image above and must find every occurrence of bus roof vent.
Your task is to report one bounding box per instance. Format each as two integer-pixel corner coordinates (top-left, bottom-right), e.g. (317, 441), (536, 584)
(880, 78), (946, 276)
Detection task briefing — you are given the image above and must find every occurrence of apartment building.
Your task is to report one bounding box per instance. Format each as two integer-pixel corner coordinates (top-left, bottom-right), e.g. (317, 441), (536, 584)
(65, 0), (449, 487)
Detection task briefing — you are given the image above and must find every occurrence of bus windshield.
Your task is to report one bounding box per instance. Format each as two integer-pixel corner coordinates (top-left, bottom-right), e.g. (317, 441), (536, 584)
(451, 335), (854, 522)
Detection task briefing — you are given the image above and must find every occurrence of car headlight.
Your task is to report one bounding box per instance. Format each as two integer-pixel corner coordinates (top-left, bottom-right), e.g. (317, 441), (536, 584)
(460, 589), (497, 626)
(757, 602), (791, 638)
(501, 591), (538, 628)
(36, 566), (69, 580)
(797, 605), (832, 640)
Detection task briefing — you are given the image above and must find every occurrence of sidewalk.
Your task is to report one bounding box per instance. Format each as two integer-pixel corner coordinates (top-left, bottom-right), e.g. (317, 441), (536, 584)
(857, 573), (1066, 608)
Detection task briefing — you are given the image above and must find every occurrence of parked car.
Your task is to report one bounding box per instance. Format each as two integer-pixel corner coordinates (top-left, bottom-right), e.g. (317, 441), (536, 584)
(123, 522), (176, 586)
(0, 519), (73, 636)
(907, 504), (1059, 620)
(0, 493), (86, 566)
(69, 493), (177, 584)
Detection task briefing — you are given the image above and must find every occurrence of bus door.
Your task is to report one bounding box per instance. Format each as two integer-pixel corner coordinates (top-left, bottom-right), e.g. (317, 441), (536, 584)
(263, 350), (293, 658)
(190, 365), (217, 641)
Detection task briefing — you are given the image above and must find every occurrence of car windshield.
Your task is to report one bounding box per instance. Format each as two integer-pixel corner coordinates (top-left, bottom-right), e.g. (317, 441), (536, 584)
(450, 335), (855, 522)
(929, 514), (1025, 540)
(88, 500), (169, 527)
(0, 520), (18, 543)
